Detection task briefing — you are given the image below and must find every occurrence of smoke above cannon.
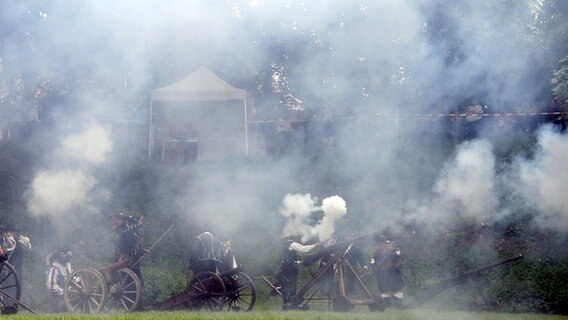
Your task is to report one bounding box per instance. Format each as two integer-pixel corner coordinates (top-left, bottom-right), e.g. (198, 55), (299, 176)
(279, 194), (347, 243)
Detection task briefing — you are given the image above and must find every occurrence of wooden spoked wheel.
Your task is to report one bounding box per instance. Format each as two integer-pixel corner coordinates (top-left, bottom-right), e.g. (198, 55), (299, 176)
(186, 271), (226, 311)
(105, 268), (142, 312)
(225, 272), (256, 312)
(64, 268), (107, 314)
(0, 262), (21, 311)
(332, 296), (355, 312)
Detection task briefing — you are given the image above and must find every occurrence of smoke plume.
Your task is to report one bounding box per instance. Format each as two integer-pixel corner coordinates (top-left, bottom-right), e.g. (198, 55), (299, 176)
(280, 193), (347, 242)
(516, 126), (568, 229)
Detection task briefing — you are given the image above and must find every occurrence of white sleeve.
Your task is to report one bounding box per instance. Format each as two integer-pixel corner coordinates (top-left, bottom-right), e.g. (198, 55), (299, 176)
(289, 242), (317, 254)
(46, 267), (64, 295)
(18, 235), (32, 251)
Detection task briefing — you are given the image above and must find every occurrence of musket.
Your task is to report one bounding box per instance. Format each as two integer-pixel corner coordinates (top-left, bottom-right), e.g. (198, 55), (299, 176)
(130, 223), (176, 268)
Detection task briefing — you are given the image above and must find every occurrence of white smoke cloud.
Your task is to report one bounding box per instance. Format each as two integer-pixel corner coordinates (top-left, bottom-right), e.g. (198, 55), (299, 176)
(25, 123), (112, 222)
(434, 139), (497, 222)
(279, 193), (347, 242)
(316, 195), (347, 242)
(61, 123), (112, 164)
(279, 193), (319, 241)
(405, 139), (498, 229)
(516, 127), (568, 228)
(26, 169), (96, 218)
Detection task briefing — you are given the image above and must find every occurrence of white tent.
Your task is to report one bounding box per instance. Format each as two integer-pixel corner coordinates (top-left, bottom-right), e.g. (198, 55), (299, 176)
(149, 66), (249, 161)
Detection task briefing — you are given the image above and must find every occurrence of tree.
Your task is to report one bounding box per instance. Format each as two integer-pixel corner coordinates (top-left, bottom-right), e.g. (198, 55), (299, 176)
(552, 54), (568, 100)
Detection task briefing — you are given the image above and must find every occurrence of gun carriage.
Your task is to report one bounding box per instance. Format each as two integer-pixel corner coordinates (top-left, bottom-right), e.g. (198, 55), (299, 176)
(62, 260), (142, 314)
(157, 257), (257, 312)
(62, 223), (175, 314)
(403, 254), (524, 311)
(158, 262), (256, 312)
(158, 232), (256, 312)
(285, 233), (386, 312)
(0, 260), (22, 314)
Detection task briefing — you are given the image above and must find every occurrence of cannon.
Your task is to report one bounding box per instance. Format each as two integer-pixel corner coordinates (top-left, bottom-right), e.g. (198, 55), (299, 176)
(0, 259), (22, 314)
(403, 254), (524, 310)
(158, 237), (257, 313)
(158, 264), (256, 312)
(62, 224), (175, 314)
(283, 232), (385, 312)
(62, 260), (143, 313)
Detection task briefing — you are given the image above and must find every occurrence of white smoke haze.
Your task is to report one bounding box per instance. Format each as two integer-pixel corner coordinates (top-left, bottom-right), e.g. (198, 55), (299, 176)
(26, 169), (96, 218)
(279, 193), (319, 241)
(279, 193), (347, 242)
(1, 0), (565, 280)
(434, 139), (497, 222)
(516, 127), (568, 229)
(316, 195), (347, 242)
(402, 139), (498, 231)
(25, 123), (113, 227)
(61, 123), (112, 164)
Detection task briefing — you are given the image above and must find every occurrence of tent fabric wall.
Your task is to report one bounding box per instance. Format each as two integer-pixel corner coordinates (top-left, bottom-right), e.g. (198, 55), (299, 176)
(149, 66), (248, 161)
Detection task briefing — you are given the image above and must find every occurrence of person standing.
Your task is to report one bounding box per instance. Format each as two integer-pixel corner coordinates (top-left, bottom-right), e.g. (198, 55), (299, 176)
(111, 213), (145, 290)
(371, 235), (404, 302)
(3, 225), (32, 281)
(276, 236), (319, 310)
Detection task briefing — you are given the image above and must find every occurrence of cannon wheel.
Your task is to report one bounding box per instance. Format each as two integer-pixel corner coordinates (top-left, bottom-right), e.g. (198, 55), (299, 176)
(368, 294), (386, 312)
(225, 272), (256, 312)
(64, 268), (108, 314)
(186, 271), (226, 311)
(105, 268), (142, 312)
(0, 262), (21, 311)
(332, 296), (355, 312)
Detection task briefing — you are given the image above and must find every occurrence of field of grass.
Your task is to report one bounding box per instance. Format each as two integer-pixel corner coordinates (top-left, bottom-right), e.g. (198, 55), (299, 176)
(4, 309), (568, 320)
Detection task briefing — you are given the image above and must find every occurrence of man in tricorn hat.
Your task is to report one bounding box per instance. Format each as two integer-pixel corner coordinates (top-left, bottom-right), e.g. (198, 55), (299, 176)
(111, 213), (145, 291)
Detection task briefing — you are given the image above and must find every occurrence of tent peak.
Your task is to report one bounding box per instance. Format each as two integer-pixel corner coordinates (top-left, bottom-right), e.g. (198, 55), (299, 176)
(151, 66), (247, 102)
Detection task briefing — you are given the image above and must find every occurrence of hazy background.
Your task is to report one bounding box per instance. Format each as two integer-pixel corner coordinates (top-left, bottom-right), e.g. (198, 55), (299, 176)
(1, 0), (568, 310)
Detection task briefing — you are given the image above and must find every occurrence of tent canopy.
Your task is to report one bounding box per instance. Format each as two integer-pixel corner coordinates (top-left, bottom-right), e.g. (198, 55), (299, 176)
(151, 66), (247, 102)
(148, 66), (249, 160)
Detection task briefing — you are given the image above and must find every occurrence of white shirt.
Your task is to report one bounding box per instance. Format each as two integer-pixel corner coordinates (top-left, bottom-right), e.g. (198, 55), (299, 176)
(46, 262), (73, 296)
(288, 242), (317, 254)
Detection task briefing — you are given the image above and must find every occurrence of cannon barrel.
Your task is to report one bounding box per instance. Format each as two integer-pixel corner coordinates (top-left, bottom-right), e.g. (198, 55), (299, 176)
(404, 254), (523, 308)
(302, 231), (379, 266)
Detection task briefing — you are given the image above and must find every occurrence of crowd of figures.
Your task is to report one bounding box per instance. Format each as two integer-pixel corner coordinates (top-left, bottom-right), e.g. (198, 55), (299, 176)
(0, 213), (146, 314)
(247, 98), (568, 159)
(0, 216), (242, 314)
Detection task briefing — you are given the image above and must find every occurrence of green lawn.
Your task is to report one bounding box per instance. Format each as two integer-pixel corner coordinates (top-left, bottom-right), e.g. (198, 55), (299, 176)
(4, 309), (568, 320)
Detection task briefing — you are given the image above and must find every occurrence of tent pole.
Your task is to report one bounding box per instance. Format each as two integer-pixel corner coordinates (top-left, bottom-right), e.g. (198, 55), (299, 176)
(148, 100), (153, 158)
(244, 99), (249, 157)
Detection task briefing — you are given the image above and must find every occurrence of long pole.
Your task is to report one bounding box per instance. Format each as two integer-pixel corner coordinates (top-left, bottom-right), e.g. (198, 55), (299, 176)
(0, 289), (36, 314)
(148, 100), (154, 158)
(244, 99), (249, 157)
(131, 224), (175, 268)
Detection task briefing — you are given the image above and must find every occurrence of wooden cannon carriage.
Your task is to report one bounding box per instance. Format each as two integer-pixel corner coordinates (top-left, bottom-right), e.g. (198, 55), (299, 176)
(62, 260), (142, 314)
(0, 260), (23, 314)
(288, 242), (385, 312)
(157, 262), (257, 312)
(403, 254), (524, 311)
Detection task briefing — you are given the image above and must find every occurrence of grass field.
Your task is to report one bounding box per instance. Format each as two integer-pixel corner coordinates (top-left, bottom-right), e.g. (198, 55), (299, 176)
(4, 309), (568, 320)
